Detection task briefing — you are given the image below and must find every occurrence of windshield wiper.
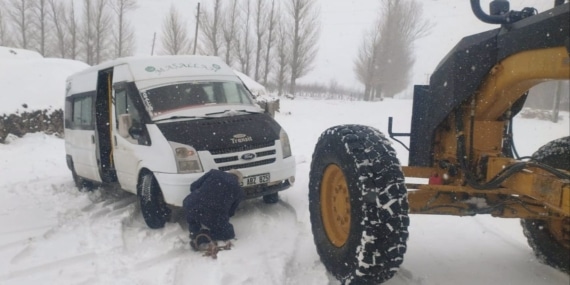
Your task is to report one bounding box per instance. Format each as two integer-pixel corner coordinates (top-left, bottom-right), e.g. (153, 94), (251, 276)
(153, 115), (214, 123)
(205, 109), (262, 116)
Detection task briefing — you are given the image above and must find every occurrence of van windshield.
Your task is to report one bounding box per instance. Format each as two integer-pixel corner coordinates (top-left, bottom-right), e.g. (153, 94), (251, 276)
(140, 81), (256, 117)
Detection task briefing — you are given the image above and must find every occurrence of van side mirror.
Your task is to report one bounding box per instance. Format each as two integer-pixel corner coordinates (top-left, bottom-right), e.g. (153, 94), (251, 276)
(129, 125), (143, 139)
(118, 114), (132, 138)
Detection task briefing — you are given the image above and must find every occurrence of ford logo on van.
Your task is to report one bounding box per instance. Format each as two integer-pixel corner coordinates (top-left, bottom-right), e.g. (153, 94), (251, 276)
(241, 153), (256, 160)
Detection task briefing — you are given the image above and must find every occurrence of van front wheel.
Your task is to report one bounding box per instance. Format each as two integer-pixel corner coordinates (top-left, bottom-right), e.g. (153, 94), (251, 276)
(139, 173), (171, 229)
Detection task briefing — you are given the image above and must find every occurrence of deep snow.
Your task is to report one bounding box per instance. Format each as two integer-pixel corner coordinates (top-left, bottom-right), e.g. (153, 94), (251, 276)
(0, 98), (569, 285)
(1, 1), (569, 283)
(0, 47), (88, 114)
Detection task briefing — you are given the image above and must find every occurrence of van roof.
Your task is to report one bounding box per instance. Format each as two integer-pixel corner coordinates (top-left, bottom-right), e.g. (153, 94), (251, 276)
(69, 55), (236, 80)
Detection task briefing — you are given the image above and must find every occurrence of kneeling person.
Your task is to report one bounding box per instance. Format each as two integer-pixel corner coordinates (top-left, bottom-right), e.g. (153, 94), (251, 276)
(183, 169), (245, 250)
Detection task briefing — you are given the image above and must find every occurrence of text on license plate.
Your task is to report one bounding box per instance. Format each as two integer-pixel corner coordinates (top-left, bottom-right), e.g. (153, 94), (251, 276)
(242, 173), (270, 186)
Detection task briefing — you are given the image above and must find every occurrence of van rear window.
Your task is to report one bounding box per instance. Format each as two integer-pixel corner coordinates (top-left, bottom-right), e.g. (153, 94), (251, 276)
(141, 81), (255, 117)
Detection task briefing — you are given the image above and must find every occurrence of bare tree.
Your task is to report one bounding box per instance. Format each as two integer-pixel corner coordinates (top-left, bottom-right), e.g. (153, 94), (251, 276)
(221, 0), (239, 65)
(8, 0), (34, 49)
(82, 0), (96, 64)
(93, 0), (112, 64)
(48, 0), (67, 58)
(160, 5), (191, 55)
(199, 0), (222, 56)
(286, 0), (320, 95)
(31, 0), (49, 56)
(66, 1), (79, 59)
(253, 0), (267, 81)
(354, 22), (382, 101)
(111, 0), (138, 58)
(356, 0), (431, 100)
(236, 0), (253, 76)
(262, 0), (278, 86)
(275, 23), (290, 96)
(0, 8), (12, 47)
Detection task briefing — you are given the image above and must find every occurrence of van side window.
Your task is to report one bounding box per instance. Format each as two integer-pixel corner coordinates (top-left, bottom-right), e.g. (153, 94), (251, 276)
(68, 95), (94, 129)
(115, 89), (142, 129)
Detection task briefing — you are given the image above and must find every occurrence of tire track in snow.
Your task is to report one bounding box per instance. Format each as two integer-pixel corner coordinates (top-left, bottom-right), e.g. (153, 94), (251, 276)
(133, 248), (188, 270)
(472, 216), (528, 252)
(0, 252), (96, 282)
(0, 225), (52, 237)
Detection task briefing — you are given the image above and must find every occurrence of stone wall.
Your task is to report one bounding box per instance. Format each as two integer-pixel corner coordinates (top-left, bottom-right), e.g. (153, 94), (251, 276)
(0, 109), (64, 143)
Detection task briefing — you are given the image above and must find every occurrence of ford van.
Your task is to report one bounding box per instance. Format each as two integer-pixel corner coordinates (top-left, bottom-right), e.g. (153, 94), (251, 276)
(64, 55), (296, 228)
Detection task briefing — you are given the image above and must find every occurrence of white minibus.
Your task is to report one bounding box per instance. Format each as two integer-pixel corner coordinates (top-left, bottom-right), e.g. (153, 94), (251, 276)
(64, 55), (296, 228)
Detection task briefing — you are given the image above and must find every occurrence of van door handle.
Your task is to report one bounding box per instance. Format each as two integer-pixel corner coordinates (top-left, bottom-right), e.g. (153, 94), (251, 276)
(114, 136), (117, 146)
(91, 135), (95, 144)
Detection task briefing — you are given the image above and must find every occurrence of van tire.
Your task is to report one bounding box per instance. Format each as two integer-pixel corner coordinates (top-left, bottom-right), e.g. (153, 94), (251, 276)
(263, 192), (279, 204)
(139, 173), (171, 229)
(309, 125), (409, 285)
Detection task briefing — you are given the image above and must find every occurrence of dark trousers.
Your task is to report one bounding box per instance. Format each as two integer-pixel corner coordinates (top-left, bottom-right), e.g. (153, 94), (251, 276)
(187, 208), (236, 241)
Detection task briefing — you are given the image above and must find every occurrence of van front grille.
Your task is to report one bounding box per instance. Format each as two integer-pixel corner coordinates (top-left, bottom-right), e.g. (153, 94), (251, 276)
(214, 156), (239, 163)
(256, 150), (276, 157)
(218, 159), (276, 171)
(209, 141), (275, 155)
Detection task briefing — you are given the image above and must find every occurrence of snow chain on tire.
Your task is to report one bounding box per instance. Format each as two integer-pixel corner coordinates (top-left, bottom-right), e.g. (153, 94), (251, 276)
(521, 136), (570, 274)
(309, 125), (409, 284)
(139, 173), (170, 229)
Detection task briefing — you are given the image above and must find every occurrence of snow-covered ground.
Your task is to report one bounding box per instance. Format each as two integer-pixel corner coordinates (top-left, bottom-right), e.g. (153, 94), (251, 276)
(0, 1), (568, 280)
(1, 97), (569, 284)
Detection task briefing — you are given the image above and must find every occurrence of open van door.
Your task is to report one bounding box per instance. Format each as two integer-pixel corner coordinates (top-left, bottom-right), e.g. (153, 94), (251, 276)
(110, 65), (147, 191)
(94, 69), (117, 183)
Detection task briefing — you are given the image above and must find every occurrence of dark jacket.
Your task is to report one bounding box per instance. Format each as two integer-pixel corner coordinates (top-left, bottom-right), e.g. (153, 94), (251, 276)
(182, 169), (245, 240)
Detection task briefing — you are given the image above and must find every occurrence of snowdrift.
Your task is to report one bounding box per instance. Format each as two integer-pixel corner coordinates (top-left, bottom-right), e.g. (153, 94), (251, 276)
(0, 56), (88, 115)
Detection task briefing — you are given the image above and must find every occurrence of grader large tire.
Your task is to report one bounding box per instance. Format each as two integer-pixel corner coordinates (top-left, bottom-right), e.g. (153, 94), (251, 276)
(309, 125), (409, 284)
(521, 136), (570, 273)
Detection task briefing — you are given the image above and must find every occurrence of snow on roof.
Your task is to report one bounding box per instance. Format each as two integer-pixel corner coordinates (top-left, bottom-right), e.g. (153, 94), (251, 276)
(234, 70), (267, 96)
(0, 46), (43, 59)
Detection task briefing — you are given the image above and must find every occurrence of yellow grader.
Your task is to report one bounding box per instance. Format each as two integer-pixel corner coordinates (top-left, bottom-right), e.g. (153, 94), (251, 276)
(308, 0), (570, 284)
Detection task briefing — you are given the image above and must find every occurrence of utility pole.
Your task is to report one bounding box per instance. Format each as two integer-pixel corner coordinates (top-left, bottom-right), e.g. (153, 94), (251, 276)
(151, 32), (156, 55)
(193, 2), (201, 55)
(551, 81), (563, 123)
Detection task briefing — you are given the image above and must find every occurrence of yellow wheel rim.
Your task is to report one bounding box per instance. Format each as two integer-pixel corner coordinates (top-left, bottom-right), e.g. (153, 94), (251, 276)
(321, 164), (351, 247)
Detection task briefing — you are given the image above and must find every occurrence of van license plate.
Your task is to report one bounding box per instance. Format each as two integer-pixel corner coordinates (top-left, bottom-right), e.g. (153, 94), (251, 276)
(243, 173), (270, 186)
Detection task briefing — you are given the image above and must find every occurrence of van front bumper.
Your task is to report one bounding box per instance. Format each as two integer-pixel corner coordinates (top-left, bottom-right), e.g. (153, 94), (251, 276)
(154, 156), (296, 207)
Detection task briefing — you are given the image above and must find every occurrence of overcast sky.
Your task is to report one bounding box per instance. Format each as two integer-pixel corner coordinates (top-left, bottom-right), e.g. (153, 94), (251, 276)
(130, 0), (557, 91)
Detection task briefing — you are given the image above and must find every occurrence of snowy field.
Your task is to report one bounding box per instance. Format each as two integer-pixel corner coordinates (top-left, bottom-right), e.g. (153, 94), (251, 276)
(1, 97), (569, 285)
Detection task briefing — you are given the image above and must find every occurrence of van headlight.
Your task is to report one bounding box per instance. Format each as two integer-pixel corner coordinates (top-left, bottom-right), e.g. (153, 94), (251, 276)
(280, 129), (292, 158)
(169, 141), (203, 173)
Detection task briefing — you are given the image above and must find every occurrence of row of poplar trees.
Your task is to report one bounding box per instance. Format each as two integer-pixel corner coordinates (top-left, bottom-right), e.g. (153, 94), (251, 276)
(0, 0), (321, 97)
(0, 0), (137, 65)
(354, 0), (431, 101)
(164, 0), (320, 96)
